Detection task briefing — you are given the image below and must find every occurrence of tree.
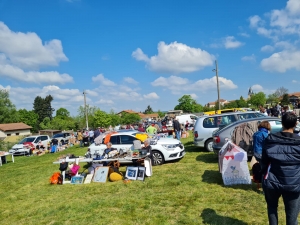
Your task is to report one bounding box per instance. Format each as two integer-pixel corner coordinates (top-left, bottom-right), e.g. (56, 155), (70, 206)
(174, 95), (197, 112)
(157, 110), (165, 118)
(248, 92), (266, 108)
(39, 117), (76, 131)
(77, 105), (99, 129)
(18, 109), (39, 132)
(56, 108), (70, 119)
(144, 105), (154, 114)
(274, 86), (288, 98)
(281, 93), (290, 106)
(0, 89), (19, 123)
(266, 93), (279, 104)
(236, 96), (248, 108)
(108, 110), (121, 127)
(121, 112), (141, 124)
(93, 110), (112, 128)
(33, 95), (54, 128)
(193, 104), (203, 113)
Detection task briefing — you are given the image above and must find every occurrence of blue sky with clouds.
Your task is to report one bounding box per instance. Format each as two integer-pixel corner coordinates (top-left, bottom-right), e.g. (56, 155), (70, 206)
(0, 0), (300, 115)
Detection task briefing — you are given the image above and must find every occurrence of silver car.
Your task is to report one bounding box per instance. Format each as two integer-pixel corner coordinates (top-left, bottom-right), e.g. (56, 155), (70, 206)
(212, 117), (283, 155)
(193, 112), (266, 152)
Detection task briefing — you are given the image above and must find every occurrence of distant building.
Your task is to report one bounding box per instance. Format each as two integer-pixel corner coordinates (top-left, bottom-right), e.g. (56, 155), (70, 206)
(248, 87), (254, 99)
(205, 99), (228, 108)
(0, 123), (32, 139)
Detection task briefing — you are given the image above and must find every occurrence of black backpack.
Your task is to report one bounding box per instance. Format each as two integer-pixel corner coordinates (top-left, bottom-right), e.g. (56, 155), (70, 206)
(252, 162), (262, 183)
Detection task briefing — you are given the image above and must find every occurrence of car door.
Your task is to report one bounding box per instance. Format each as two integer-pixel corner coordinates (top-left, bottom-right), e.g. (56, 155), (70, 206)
(109, 135), (122, 150)
(34, 136), (42, 146)
(119, 135), (139, 150)
(41, 136), (49, 146)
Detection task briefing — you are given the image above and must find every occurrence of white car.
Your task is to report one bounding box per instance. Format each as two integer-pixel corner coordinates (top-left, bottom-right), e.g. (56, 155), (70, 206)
(9, 135), (51, 155)
(86, 131), (185, 165)
(51, 132), (71, 145)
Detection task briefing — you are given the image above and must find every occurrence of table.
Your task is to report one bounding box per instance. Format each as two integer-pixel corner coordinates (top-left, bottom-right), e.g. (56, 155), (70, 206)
(0, 152), (14, 166)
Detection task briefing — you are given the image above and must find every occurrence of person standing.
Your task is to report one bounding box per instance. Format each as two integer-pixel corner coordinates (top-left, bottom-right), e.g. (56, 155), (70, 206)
(94, 127), (101, 139)
(77, 130), (83, 147)
(253, 121), (271, 163)
(146, 124), (157, 135)
(173, 118), (181, 140)
(88, 129), (94, 144)
(262, 112), (300, 225)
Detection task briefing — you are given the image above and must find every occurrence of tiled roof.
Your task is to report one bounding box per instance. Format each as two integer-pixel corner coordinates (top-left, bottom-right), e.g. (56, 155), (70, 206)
(289, 92), (300, 97)
(0, 123), (32, 132)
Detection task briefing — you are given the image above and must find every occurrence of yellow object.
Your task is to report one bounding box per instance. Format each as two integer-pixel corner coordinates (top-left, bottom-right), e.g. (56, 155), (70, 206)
(204, 108), (246, 115)
(136, 133), (148, 142)
(109, 172), (123, 182)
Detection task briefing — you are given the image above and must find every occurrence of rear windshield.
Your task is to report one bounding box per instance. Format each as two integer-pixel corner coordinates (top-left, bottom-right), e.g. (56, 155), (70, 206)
(203, 115), (236, 128)
(53, 133), (64, 138)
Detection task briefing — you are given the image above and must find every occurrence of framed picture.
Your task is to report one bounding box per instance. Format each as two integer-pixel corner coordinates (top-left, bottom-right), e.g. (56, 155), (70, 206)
(125, 167), (138, 180)
(137, 167), (146, 181)
(93, 166), (109, 183)
(70, 176), (84, 184)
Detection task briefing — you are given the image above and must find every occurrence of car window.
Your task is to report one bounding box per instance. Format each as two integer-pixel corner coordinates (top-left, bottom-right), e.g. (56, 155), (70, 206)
(270, 120), (282, 133)
(110, 136), (120, 145)
(34, 137), (41, 143)
(53, 133), (63, 138)
(203, 118), (217, 128)
(41, 136), (48, 141)
(120, 135), (137, 144)
(19, 137), (35, 144)
(243, 113), (257, 119)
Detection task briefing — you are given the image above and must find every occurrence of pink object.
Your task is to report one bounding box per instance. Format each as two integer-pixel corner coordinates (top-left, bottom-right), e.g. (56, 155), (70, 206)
(70, 164), (80, 176)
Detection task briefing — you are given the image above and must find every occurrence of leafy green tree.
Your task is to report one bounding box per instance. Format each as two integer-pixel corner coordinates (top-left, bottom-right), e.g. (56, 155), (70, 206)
(77, 105), (99, 129)
(39, 117), (76, 131)
(33, 95), (54, 128)
(121, 112), (141, 124)
(157, 110), (165, 118)
(144, 105), (154, 114)
(281, 93), (290, 106)
(193, 104), (203, 113)
(223, 101), (238, 109)
(236, 96), (248, 108)
(94, 110), (112, 128)
(18, 109), (39, 132)
(248, 92), (266, 108)
(0, 89), (19, 123)
(56, 108), (70, 119)
(174, 95), (197, 112)
(108, 110), (121, 127)
(266, 93), (279, 104)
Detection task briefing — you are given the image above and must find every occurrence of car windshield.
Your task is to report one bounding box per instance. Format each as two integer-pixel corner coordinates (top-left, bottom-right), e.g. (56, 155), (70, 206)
(19, 137), (35, 144)
(53, 133), (63, 138)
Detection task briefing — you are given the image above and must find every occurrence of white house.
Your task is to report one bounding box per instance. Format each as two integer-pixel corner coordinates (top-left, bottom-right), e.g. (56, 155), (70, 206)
(0, 123), (32, 139)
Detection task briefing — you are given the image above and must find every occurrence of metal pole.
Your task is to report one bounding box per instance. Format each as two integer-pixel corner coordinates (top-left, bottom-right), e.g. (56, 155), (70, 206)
(83, 90), (89, 130)
(215, 60), (221, 110)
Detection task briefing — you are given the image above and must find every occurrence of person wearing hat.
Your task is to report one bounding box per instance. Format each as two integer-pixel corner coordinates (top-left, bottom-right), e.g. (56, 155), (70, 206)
(146, 124), (157, 135)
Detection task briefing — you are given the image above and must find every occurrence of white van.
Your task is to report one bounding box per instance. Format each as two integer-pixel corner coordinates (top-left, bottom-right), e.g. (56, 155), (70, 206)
(175, 114), (198, 125)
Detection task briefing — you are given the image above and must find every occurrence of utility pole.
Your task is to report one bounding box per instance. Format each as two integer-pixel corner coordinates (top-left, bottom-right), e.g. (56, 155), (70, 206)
(83, 90), (89, 130)
(212, 60), (221, 110)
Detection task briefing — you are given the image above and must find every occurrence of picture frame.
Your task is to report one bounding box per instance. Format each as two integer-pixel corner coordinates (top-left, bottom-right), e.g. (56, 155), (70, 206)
(70, 176), (84, 184)
(137, 167), (146, 181)
(125, 166), (138, 180)
(93, 166), (109, 183)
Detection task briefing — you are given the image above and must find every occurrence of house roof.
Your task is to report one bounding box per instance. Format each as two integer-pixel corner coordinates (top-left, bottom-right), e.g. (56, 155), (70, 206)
(207, 102), (216, 105)
(289, 92), (300, 97)
(0, 123), (32, 132)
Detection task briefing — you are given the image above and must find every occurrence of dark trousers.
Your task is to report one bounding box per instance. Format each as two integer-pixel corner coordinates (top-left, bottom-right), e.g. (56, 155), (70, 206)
(263, 187), (300, 225)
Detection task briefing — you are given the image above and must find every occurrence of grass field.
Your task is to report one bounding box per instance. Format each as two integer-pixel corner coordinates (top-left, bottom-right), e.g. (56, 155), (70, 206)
(0, 133), (289, 225)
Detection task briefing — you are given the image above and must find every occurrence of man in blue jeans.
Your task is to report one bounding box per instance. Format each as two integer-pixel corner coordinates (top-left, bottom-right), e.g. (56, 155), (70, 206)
(261, 112), (300, 225)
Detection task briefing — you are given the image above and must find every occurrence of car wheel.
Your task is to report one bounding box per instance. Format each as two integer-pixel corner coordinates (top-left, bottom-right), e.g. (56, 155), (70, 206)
(205, 139), (214, 152)
(152, 150), (165, 165)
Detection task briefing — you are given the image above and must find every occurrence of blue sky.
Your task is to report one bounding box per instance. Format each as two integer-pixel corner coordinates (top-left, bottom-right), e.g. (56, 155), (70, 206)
(0, 0), (300, 115)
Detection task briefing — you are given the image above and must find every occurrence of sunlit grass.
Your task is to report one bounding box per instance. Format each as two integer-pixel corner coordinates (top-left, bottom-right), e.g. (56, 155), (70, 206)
(0, 132), (289, 224)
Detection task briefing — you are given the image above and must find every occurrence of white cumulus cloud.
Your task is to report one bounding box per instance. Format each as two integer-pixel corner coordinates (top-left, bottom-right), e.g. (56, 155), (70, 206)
(223, 36), (244, 49)
(124, 77), (139, 85)
(92, 74), (116, 86)
(261, 45), (275, 52)
(261, 50), (300, 72)
(151, 75), (237, 94)
(132, 41), (214, 74)
(143, 92), (160, 99)
(241, 54), (256, 62)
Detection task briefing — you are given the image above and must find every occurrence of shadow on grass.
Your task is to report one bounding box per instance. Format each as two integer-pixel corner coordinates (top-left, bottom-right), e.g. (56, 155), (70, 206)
(202, 170), (223, 185)
(196, 153), (218, 163)
(184, 145), (206, 153)
(201, 208), (247, 225)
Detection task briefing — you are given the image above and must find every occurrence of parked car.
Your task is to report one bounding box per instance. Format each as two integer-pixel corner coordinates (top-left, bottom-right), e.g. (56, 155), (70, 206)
(175, 114), (198, 125)
(193, 111), (266, 152)
(87, 131), (185, 165)
(212, 117), (283, 156)
(9, 135), (51, 155)
(51, 132), (71, 145)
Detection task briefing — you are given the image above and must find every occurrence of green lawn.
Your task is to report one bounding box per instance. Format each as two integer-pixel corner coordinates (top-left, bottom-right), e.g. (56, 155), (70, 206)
(0, 134), (288, 225)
